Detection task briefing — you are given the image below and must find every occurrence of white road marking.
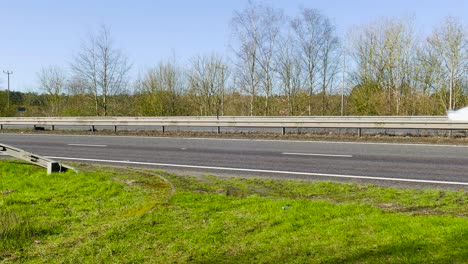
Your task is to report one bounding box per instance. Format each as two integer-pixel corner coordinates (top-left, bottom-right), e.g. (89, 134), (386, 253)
(283, 152), (352, 158)
(46, 156), (468, 186)
(67, 144), (107, 147)
(181, 148), (187, 150)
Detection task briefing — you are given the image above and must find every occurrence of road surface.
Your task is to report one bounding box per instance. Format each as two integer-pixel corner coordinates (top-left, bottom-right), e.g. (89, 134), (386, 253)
(1, 133), (467, 189)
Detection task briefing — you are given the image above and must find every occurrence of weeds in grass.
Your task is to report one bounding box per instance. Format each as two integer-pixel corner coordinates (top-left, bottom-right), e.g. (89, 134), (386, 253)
(0, 207), (52, 252)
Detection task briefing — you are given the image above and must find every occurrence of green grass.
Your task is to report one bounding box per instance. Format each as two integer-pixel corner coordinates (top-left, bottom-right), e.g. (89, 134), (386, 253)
(0, 161), (467, 263)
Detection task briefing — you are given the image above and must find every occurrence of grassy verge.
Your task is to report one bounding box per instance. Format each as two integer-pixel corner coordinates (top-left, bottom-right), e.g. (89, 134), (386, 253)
(0, 161), (466, 263)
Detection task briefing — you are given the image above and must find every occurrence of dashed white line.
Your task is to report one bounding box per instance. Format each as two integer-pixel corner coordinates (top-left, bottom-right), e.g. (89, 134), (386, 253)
(46, 156), (468, 186)
(67, 144), (107, 147)
(282, 152), (352, 158)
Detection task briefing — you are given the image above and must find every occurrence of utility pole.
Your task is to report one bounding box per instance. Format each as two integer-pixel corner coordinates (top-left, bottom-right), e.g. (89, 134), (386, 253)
(220, 65), (225, 116)
(449, 68), (454, 111)
(3, 70), (13, 112)
(215, 65), (227, 116)
(341, 53), (346, 116)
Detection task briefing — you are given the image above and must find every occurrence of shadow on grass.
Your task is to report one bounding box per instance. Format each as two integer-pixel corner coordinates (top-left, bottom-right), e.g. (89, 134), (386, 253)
(183, 229), (468, 264)
(324, 229), (468, 264)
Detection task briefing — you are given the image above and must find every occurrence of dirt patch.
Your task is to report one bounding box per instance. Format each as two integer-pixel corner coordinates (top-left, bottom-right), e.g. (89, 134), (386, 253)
(2, 189), (16, 195)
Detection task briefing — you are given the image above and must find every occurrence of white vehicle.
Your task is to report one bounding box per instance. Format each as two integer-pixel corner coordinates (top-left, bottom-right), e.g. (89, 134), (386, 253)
(448, 106), (468, 121)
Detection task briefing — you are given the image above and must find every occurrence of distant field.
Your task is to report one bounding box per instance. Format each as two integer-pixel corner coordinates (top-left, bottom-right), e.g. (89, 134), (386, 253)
(0, 161), (467, 263)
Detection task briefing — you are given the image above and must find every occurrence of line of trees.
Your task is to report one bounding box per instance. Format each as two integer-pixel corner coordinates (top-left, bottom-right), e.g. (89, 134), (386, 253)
(1, 3), (466, 117)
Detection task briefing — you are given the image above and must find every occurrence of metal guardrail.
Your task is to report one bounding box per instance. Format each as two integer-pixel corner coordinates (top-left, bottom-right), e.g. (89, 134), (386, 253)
(0, 116), (466, 136)
(0, 143), (73, 174)
(0, 116), (464, 127)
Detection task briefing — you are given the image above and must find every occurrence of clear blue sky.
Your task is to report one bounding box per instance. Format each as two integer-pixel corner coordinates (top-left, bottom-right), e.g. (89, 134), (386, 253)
(1, 0), (466, 92)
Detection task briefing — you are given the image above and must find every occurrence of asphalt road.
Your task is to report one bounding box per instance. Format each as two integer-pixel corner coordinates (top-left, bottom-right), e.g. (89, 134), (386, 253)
(1, 133), (467, 189)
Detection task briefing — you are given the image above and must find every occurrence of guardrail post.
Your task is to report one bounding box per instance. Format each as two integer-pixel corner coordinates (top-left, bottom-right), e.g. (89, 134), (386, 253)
(358, 128), (362, 137)
(162, 126), (165, 133)
(448, 130), (453, 137)
(91, 125), (95, 132)
(282, 127), (286, 136)
(47, 162), (63, 174)
(217, 126), (221, 134)
(0, 124), (2, 130)
(52, 125), (55, 131)
(114, 126), (117, 133)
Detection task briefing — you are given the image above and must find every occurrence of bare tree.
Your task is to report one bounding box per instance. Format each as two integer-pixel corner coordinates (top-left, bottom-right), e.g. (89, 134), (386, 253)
(140, 59), (183, 116)
(37, 66), (67, 116)
(254, 4), (284, 115)
(348, 17), (417, 115)
(188, 54), (227, 116)
(230, 1), (262, 116)
(275, 32), (302, 116)
(71, 25), (131, 116)
(426, 17), (467, 111)
(318, 17), (340, 115)
(291, 8), (328, 115)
